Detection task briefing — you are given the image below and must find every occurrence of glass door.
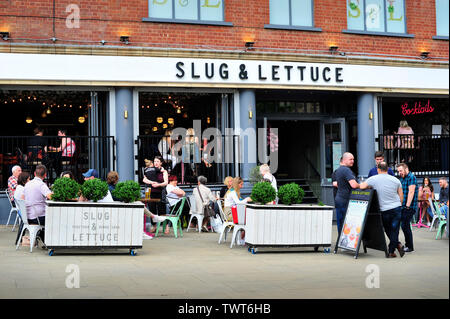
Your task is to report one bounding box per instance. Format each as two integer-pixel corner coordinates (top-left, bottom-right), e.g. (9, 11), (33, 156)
(320, 118), (346, 184)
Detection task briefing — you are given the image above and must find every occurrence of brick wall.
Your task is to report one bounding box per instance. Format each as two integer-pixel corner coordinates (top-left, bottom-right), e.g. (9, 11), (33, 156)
(0, 0), (448, 59)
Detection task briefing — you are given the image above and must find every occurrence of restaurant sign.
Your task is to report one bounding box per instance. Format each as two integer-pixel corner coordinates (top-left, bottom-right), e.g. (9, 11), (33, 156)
(401, 100), (435, 116)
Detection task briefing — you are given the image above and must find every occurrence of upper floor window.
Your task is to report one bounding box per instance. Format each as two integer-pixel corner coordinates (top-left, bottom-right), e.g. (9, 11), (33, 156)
(435, 0), (449, 38)
(347, 0), (406, 34)
(145, 0), (231, 25)
(269, 0), (314, 28)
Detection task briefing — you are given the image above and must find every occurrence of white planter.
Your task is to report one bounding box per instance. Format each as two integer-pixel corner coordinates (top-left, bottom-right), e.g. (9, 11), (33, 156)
(45, 201), (144, 253)
(245, 203), (333, 249)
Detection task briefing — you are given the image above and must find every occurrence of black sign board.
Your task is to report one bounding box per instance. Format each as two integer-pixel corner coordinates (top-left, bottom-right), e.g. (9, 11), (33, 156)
(334, 189), (388, 259)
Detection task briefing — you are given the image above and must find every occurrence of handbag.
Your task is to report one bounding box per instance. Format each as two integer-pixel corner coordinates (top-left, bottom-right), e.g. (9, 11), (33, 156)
(197, 186), (215, 217)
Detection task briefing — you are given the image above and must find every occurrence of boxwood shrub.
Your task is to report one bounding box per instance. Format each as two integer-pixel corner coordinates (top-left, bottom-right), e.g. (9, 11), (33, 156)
(51, 177), (80, 202)
(277, 183), (305, 205)
(81, 178), (109, 202)
(250, 181), (277, 204)
(112, 180), (141, 203)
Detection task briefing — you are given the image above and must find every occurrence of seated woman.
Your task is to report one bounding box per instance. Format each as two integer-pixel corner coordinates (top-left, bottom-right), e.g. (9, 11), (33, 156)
(14, 171), (31, 245)
(60, 170), (76, 180)
(223, 177), (252, 222)
(192, 175), (219, 232)
(166, 175), (189, 232)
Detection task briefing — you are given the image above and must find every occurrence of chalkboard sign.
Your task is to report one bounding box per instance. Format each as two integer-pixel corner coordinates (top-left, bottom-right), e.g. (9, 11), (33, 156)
(334, 189), (388, 259)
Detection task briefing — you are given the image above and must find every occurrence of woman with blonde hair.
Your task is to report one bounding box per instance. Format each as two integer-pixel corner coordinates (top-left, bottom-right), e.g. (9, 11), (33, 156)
(220, 176), (233, 199)
(396, 120), (414, 162)
(223, 177), (252, 221)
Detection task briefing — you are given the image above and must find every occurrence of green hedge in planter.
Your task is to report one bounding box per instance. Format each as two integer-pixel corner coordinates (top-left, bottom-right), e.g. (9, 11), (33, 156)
(112, 180), (141, 203)
(250, 181), (277, 204)
(51, 177), (81, 202)
(278, 183), (305, 205)
(81, 178), (109, 202)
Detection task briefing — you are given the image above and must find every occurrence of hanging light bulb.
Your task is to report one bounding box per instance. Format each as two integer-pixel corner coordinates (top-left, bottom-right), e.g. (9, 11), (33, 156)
(78, 116), (85, 124)
(156, 117), (163, 123)
(177, 108), (181, 114)
(41, 112), (47, 118)
(46, 107), (51, 114)
(162, 123), (168, 129)
(207, 117), (211, 124)
(152, 126), (158, 132)
(182, 113), (188, 118)
(167, 118), (174, 125)
(25, 116), (33, 124)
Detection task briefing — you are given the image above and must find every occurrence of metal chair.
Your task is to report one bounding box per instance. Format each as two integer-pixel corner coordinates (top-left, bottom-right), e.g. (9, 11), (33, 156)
(15, 199), (44, 252)
(5, 189), (20, 231)
(186, 194), (204, 233)
(230, 204), (246, 249)
(155, 197), (186, 238)
(217, 199), (234, 244)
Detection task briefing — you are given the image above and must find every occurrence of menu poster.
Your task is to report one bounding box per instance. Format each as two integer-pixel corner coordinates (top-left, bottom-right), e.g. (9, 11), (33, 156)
(338, 199), (368, 251)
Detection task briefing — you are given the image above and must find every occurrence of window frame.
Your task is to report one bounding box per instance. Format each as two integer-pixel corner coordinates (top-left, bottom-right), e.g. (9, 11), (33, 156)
(433, 0), (449, 40)
(343, 0), (414, 38)
(264, 0), (322, 32)
(142, 0), (233, 26)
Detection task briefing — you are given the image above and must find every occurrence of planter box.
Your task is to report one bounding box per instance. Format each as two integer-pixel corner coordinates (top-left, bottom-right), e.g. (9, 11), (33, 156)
(245, 203), (334, 251)
(45, 201), (144, 255)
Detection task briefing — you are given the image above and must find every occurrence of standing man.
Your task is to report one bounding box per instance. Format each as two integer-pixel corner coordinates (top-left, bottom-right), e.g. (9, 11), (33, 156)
(367, 151), (395, 178)
(438, 177), (448, 218)
(396, 163), (418, 253)
(334, 152), (360, 235)
(360, 162), (405, 258)
(8, 165), (22, 201)
(24, 165), (53, 246)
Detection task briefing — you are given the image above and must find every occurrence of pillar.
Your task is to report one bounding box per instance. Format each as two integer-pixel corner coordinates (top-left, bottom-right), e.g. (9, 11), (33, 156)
(115, 87), (134, 181)
(357, 93), (375, 178)
(238, 89), (257, 185)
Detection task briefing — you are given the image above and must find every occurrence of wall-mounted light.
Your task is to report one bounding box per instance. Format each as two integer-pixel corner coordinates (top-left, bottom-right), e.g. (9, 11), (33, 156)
(120, 36), (130, 45)
(51, 37), (57, 43)
(420, 51), (430, 59)
(25, 116), (33, 124)
(124, 110), (128, 119)
(156, 117), (163, 123)
(329, 45), (339, 54)
(245, 41), (255, 51)
(78, 116), (85, 124)
(0, 32), (10, 41)
(248, 110), (253, 119)
(369, 112), (373, 120)
(100, 40), (106, 45)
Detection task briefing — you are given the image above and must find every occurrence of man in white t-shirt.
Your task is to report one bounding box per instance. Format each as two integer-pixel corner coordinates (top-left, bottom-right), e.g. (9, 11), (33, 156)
(360, 162), (404, 258)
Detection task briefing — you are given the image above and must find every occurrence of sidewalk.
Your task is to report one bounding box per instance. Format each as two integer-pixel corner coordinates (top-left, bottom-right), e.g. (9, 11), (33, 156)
(0, 224), (448, 299)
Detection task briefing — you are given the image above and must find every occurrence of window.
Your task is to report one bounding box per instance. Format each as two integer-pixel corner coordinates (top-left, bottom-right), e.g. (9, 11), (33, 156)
(145, 0), (231, 25)
(267, 0), (320, 31)
(435, 0), (449, 38)
(346, 0), (408, 35)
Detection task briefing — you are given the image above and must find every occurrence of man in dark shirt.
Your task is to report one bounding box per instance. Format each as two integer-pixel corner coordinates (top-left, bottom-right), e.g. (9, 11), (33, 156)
(334, 152), (359, 235)
(397, 163), (418, 252)
(367, 151), (395, 178)
(438, 177), (448, 218)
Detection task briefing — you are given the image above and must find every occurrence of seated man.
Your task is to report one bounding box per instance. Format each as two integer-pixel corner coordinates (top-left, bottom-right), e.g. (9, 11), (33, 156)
(438, 177), (449, 218)
(23, 164), (53, 247)
(8, 165), (22, 202)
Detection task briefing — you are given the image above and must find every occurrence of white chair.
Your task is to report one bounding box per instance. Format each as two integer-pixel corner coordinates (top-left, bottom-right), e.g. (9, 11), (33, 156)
(186, 194), (204, 233)
(217, 200), (234, 244)
(230, 204), (246, 249)
(5, 189), (20, 231)
(14, 199), (44, 253)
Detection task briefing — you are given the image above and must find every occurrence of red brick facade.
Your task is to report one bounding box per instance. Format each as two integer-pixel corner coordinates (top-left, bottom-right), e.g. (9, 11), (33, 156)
(0, 0), (448, 59)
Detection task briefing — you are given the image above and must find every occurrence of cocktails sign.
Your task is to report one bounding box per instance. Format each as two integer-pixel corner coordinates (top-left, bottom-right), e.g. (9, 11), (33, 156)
(401, 100), (435, 116)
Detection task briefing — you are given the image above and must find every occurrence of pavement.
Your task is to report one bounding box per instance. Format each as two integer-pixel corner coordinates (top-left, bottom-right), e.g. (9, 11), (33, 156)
(0, 224), (448, 299)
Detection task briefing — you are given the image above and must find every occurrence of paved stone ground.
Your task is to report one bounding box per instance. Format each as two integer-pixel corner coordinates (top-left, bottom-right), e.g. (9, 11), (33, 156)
(0, 224), (448, 299)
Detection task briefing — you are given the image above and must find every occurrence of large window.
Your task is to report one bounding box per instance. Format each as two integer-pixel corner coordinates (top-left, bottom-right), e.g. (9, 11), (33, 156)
(145, 0), (231, 25)
(267, 0), (319, 31)
(435, 0), (449, 38)
(346, 0), (408, 35)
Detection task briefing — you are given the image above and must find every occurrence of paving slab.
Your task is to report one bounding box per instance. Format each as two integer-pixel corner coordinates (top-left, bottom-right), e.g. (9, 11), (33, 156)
(0, 224), (448, 299)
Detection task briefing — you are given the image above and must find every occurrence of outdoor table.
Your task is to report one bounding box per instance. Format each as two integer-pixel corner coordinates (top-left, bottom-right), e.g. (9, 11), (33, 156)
(412, 199), (430, 229)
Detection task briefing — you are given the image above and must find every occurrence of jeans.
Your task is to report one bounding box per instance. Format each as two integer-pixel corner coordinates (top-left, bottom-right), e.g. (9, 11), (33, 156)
(400, 207), (415, 250)
(440, 205), (448, 218)
(381, 207), (402, 254)
(335, 199), (348, 236)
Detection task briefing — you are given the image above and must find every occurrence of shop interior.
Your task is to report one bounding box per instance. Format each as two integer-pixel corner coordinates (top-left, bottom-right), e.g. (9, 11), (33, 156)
(138, 92), (229, 184)
(0, 89), (93, 187)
